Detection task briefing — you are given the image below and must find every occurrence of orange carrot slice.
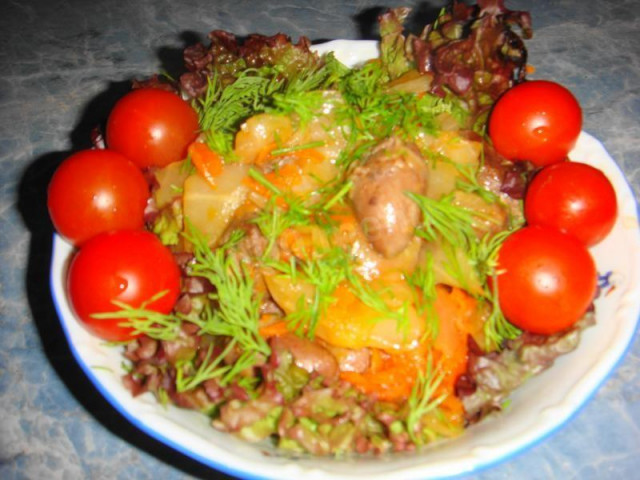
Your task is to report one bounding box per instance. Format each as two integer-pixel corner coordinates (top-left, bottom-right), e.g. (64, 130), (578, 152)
(188, 142), (223, 188)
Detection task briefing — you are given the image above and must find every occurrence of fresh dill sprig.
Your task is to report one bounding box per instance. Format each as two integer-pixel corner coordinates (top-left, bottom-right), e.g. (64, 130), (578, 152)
(408, 192), (522, 349)
(321, 179), (353, 212)
(266, 247), (349, 338)
(176, 342), (227, 392)
(91, 291), (182, 341)
(267, 53), (347, 122)
(414, 93), (465, 133)
(345, 269), (411, 336)
(185, 225), (268, 355)
(455, 177), (499, 204)
(279, 52), (347, 94)
(456, 162), (499, 203)
(196, 70), (282, 155)
(482, 278), (522, 351)
(252, 197), (291, 257)
(340, 60), (386, 107)
(467, 230), (522, 349)
(261, 223), (414, 339)
(468, 230), (511, 281)
(441, 241), (478, 295)
(270, 141), (326, 156)
(302, 55), (469, 183)
(179, 156), (196, 175)
(197, 52), (346, 156)
(334, 60), (465, 165)
(271, 90), (330, 124)
(248, 167), (353, 252)
(407, 192), (477, 248)
(407, 255), (439, 339)
(335, 138), (378, 170)
(247, 168), (316, 256)
(406, 354), (447, 446)
(432, 156), (499, 205)
(247, 167), (312, 218)
(175, 338), (260, 392)
(180, 221), (270, 387)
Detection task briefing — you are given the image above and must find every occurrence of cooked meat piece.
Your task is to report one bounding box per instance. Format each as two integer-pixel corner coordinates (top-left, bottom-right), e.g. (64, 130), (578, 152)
(319, 341), (371, 374)
(350, 137), (428, 258)
(271, 333), (339, 384)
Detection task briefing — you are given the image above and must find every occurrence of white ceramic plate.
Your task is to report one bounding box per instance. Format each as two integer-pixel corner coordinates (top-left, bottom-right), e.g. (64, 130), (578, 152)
(50, 40), (640, 480)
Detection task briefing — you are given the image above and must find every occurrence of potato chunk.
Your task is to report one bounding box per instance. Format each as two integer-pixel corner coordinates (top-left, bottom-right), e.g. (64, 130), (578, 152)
(182, 163), (249, 246)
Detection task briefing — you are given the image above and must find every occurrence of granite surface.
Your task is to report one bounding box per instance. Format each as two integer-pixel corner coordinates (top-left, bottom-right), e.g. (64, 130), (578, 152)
(1, 0), (639, 479)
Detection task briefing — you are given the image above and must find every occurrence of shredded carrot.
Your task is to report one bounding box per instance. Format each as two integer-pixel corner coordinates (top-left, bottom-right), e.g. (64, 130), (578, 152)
(242, 176), (270, 197)
(241, 176), (288, 209)
(288, 148), (325, 166)
(241, 147), (325, 210)
(340, 344), (428, 402)
(233, 198), (260, 219)
(339, 285), (481, 411)
(526, 64), (536, 74)
(263, 146), (325, 167)
(258, 318), (289, 338)
(255, 141), (278, 166)
(188, 142), (224, 188)
(331, 211), (357, 228)
(278, 228), (315, 260)
(273, 163), (304, 189)
(432, 285), (480, 385)
(369, 348), (385, 372)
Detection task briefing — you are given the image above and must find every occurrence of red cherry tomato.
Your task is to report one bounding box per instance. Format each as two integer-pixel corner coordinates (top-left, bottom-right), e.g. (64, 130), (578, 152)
(47, 149), (149, 245)
(496, 225), (596, 335)
(106, 88), (200, 168)
(488, 80), (582, 167)
(67, 230), (181, 341)
(525, 162), (617, 246)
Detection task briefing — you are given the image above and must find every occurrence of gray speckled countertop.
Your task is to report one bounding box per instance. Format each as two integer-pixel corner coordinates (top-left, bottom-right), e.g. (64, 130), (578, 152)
(1, 1), (639, 479)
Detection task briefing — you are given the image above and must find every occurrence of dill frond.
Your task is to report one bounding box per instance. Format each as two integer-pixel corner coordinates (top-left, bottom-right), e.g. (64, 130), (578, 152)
(407, 192), (477, 248)
(266, 247), (349, 338)
(179, 221), (270, 387)
(345, 269), (411, 335)
(91, 291), (182, 341)
(406, 355), (447, 446)
(407, 255), (440, 339)
(196, 70), (282, 155)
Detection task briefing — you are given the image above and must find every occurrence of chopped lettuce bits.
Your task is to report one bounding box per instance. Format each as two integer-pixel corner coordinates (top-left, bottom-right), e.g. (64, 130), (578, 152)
(239, 406), (283, 442)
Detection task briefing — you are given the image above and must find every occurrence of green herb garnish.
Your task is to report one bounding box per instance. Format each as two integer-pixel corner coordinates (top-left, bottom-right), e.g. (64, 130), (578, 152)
(406, 355), (447, 446)
(178, 222), (270, 387)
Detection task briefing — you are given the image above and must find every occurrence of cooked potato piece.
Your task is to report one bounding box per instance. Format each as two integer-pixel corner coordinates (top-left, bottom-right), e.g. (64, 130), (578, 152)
(424, 132), (482, 199)
(263, 269), (316, 315)
(153, 161), (190, 208)
(451, 190), (508, 236)
(420, 240), (483, 297)
(183, 163), (249, 246)
(234, 113), (294, 164)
